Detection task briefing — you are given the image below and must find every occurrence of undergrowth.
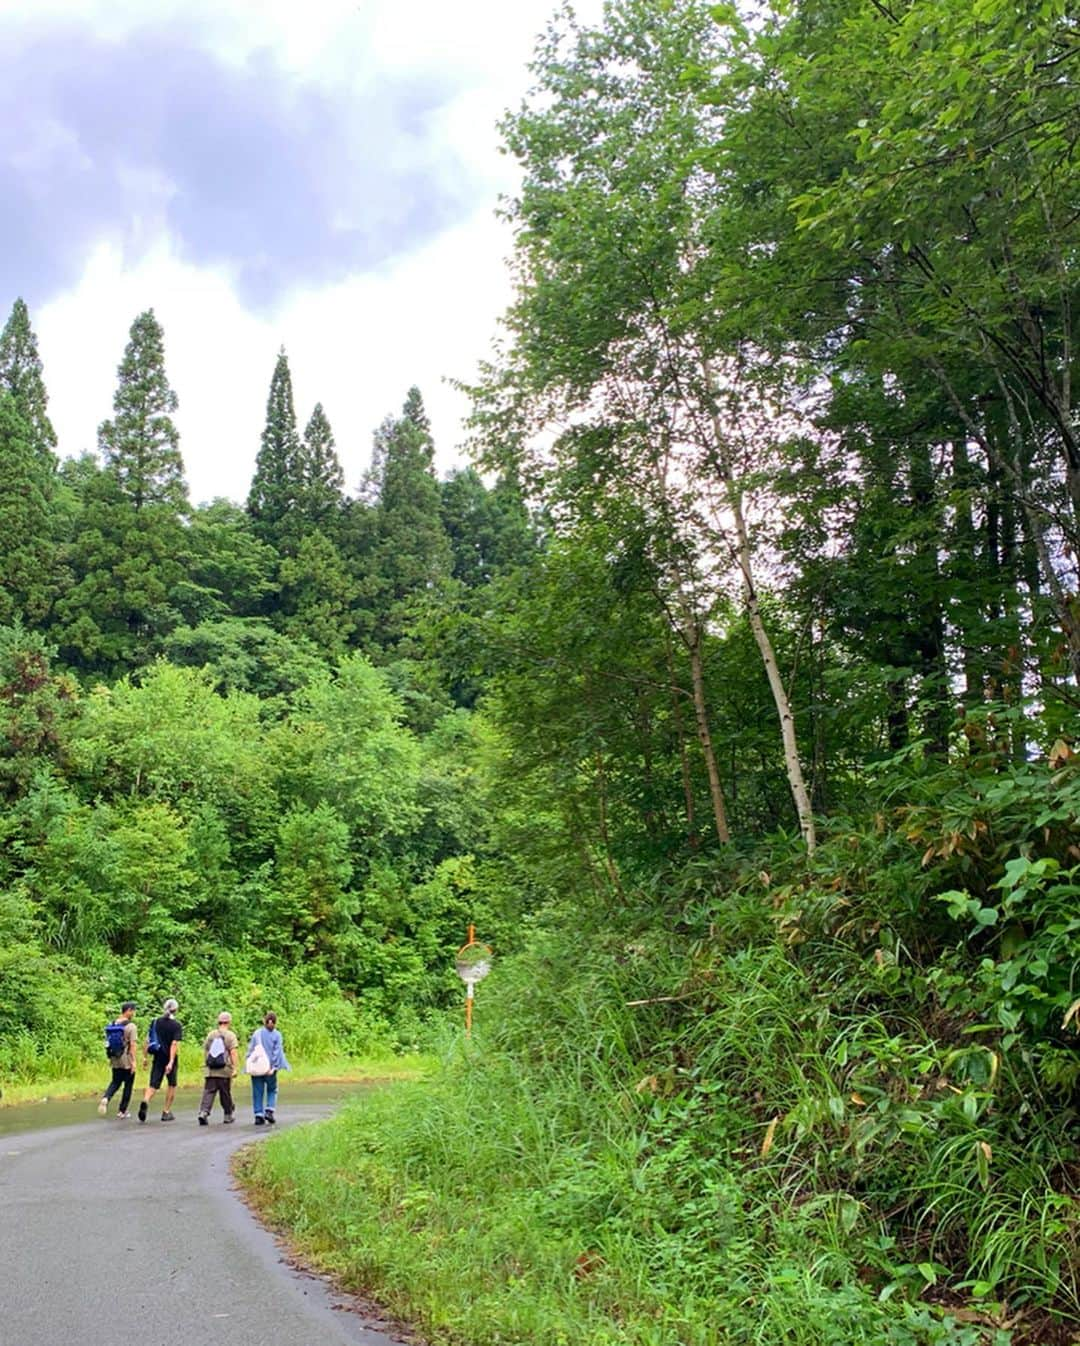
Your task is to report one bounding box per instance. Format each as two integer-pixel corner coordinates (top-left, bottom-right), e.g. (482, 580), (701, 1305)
(0, 946), (414, 1089)
(242, 746), (1080, 1345)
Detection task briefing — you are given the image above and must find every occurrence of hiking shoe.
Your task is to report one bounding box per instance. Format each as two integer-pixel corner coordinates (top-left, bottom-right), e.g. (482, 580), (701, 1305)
(254, 1115), (266, 1126)
(137, 1101), (148, 1123)
(160, 1112), (175, 1122)
(198, 1113), (209, 1126)
(97, 1099), (108, 1116)
(264, 1110), (276, 1125)
(223, 1113), (235, 1124)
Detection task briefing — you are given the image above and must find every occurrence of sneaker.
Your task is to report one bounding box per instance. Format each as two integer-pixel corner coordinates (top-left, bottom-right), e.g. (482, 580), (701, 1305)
(198, 1114), (209, 1126)
(160, 1112), (175, 1122)
(223, 1113), (235, 1124)
(97, 1099), (108, 1116)
(254, 1115), (266, 1126)
(264, 1110), (276, 1125)
(137, 1101), (148, 1123)
(117, 1111), (130, 1119)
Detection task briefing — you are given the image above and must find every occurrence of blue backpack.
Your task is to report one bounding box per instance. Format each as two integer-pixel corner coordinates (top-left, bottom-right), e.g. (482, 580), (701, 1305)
(104, 1021), (128, 1060)
(147, 1018), (162, 1055)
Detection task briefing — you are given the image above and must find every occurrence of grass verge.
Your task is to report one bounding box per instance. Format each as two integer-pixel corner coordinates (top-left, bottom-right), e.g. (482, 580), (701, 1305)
(234, 1072), (683, 1346)
(237, 1053), (1012, 1346)
(233, 903), (1075, 1346)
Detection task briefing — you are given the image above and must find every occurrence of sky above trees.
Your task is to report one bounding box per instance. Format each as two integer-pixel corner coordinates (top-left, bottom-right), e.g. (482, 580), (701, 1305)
(0, 0), (603, 502)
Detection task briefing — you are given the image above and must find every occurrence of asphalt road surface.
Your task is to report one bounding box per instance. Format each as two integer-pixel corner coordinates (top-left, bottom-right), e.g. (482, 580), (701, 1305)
(0, 1086), (400, 1346)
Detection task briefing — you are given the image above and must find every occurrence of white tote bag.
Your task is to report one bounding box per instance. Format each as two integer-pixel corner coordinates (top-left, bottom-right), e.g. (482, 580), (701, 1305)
(245, 1034), (272, 1076)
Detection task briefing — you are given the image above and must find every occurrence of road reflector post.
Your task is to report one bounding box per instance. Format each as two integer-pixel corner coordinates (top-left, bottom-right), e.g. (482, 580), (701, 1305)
(455, 925), (493, 1038)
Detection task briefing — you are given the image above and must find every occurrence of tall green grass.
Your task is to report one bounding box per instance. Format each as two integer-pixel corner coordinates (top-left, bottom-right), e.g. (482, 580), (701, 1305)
(244, 883), (1063, 1344)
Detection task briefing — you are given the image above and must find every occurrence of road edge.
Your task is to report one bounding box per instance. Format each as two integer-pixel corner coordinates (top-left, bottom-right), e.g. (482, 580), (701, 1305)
(230, 1142), (427, 1346)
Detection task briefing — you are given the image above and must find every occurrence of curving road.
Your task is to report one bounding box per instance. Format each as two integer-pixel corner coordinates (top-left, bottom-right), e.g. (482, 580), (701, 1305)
(0, 1088), (399, 1346)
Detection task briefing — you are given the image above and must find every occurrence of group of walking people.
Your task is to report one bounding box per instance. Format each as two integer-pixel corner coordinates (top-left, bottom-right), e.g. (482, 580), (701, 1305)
(98, 997), (290, 1126)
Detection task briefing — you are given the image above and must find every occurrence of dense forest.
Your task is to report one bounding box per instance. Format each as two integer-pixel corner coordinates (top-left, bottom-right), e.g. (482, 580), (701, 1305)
(6, 0), (1080, 1341)
(0, 298), (540, 1068)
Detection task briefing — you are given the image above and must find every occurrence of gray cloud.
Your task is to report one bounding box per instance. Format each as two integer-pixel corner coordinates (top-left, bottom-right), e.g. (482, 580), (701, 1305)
(0, 23), (473, 308)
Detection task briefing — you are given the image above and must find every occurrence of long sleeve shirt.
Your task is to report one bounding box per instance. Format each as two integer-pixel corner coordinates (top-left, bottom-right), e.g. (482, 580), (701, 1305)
(249, 1026), (290, 1072)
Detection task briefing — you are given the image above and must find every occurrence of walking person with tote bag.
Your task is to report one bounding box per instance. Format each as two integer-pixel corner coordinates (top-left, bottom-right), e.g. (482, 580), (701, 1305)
(246, 1011), (291, 1125)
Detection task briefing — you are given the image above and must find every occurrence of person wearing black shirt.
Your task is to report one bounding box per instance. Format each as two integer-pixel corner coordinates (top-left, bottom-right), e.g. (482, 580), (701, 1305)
(137, 998), (183, 1123)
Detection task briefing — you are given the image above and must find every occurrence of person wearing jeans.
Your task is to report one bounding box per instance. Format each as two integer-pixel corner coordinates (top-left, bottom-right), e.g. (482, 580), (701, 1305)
(248, 1012), (291, 1125)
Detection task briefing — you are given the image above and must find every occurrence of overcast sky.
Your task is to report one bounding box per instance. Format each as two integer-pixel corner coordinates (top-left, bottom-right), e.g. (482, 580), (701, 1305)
(0, 0), (601, 503)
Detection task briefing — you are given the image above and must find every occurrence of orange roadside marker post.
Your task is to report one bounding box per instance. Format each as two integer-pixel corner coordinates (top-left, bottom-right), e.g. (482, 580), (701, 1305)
(454, 925), (493, 1038)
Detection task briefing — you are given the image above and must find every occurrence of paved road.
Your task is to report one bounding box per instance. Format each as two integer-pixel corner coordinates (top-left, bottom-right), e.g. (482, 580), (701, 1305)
(0, 1090), (399, 1346)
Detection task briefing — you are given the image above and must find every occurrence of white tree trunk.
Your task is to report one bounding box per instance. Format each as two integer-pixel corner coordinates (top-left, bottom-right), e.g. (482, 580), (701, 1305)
(702, 366), (817, 854)
(729, 487), (817, 854)
(685, 622), (732, 845)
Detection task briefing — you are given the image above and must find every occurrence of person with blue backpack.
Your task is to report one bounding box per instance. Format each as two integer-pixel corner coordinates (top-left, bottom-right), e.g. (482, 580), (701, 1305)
(97, 1002), (138, 1118)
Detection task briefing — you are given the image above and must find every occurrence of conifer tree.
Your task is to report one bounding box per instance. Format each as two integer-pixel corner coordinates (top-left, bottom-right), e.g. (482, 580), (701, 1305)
(301, 402), (345, 529)
(247, 349), (303, 550)
(360, 387), (452, 653)
(278, 529), (359, 658)
(0, 298), (58, 479)
(440, 468), (536, 588)
(98, 310), (187, 513)
(55, 311), (188, 672)
(0, 394), (54, 625)
(376, 387), (450, 594)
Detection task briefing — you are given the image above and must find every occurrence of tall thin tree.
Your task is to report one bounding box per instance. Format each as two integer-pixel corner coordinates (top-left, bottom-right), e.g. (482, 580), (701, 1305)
(55, 311), (188, 671)
(301, 402), (345, 528)
(98, 309), (187, 513)
(0, 298), (58, 483)
(248, 349), (303, 550)
(0, 394), (54, 625)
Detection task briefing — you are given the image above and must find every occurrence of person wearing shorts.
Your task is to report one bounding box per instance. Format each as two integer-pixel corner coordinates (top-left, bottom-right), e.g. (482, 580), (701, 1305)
(138, 997), (183, 1123)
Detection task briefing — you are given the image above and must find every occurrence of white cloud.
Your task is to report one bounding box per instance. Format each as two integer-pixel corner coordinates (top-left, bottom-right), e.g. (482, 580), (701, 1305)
(13, 0), (605, 502)
(38, 204), (516, 504)
(2, 0), (580, 80)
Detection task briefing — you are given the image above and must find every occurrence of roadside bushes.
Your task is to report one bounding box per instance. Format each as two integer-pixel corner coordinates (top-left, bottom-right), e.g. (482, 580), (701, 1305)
(245, 743), (1080, 1344)
(249, 919), (1012, 1344)
(0, 943), (405, 1088)
(0, 944), (100, 1082)
(0, 635), (509, 1086)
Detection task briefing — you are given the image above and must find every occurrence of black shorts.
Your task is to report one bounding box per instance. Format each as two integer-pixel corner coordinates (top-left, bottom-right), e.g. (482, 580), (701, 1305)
(149, 1056), (178, 1090)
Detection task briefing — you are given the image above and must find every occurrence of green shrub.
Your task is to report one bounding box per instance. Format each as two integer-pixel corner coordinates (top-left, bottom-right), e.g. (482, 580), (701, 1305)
(244, 745), (1080, 1343)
